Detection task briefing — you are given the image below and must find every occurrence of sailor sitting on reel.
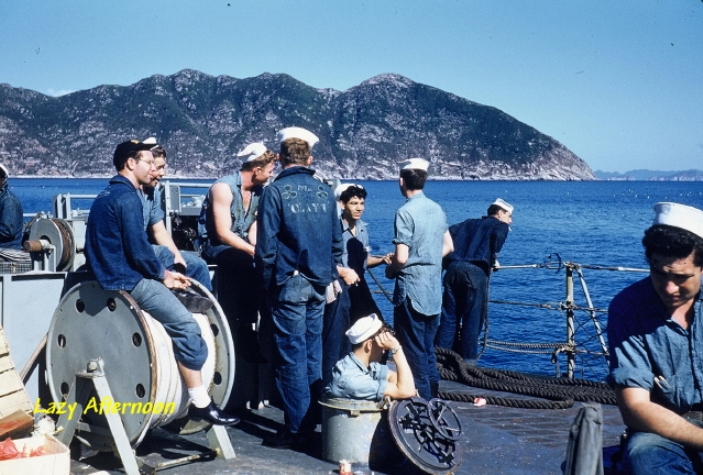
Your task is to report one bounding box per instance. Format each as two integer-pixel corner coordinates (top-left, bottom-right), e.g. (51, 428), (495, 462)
(323, 313), (416, 401)
(84, 139), (239, 426)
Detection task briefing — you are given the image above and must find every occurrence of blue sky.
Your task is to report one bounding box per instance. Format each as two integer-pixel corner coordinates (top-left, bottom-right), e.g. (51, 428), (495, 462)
(1, 0), (701, 173)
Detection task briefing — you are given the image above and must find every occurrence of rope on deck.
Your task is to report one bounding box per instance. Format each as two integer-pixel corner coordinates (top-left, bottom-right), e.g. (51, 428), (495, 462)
(435, 347), (617, 409)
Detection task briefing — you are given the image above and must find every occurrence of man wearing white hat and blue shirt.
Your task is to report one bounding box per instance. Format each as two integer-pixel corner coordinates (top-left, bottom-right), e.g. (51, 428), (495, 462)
(435, 198), (513, 364)
(608, 202), (703, 474)
(255, 127), (343, 448)
(323, 313), (416, 401)
(197, 142), (276, 327)
(385, 158), (453, 400)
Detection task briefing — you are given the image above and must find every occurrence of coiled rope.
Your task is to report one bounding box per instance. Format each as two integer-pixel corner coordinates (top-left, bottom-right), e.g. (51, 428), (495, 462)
(435, 347), (617, 409)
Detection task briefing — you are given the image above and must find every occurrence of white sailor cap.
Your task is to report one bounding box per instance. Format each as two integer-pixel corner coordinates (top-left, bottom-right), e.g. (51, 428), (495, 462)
(276, 127), (319, 149)
(143, 137), (158, 146)
(334, 183), (358, 201)
(237, 142), (268, 162)
(0, 163), (8, 178)
(346, 313), (383, 345)
(492, 198), (514, 214)
(653, 202), (703, 239)
(399, 158), (429, 172)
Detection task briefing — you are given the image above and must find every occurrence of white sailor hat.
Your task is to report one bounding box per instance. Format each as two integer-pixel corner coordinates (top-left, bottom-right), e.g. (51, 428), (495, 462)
(346, 313), (383, 345)
(0, 163), (8, 178)
(237, 142), (268, 162)
(276, 127), (319, 149)
(653, 202), (703, 239)
(143, 137), (158, 146)
(398, 158), (429, 171)
(492, 198), (514, 214)
(334, 183), (359, 201)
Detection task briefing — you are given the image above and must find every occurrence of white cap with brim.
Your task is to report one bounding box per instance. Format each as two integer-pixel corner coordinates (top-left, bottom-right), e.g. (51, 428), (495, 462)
(653, 202), (703, 239)
(334, 183), (354, 201)
(0, 163), (8, 179)
(143, 137), (158, 146)
(346, 313), (383, 345)
(237, 142), (268, 162)
(276, 127), (319, 149)
(492, 198), (514, 214)
(399, 158), (429, 171)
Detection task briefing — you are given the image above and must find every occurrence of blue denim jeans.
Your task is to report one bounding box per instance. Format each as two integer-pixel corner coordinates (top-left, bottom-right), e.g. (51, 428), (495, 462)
(152, 244), (212, 291)
(322, 281), (351, 383)
(435, 261), (488, 361)
(625, 427), (703, 475)
(130, 278), (208, 371)
(270, 274), (326, 434)
(394, 297), (440, 400)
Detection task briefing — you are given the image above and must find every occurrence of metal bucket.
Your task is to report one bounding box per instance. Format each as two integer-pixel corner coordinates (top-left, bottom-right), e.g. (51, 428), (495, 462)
(320, 398), (395, 465)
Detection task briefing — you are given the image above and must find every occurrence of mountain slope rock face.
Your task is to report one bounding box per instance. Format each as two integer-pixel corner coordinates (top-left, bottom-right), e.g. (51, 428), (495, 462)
(0, 70), (594, 180)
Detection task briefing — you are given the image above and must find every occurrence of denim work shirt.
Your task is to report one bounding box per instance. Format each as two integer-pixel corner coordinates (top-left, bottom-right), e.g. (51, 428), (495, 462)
(255, 166), (342, 289)
(198, 173), (262, 247)
(85, 175), (166, 291)
(607, 277), (703, 414)
(444, 216), (509, 275)
(341, 218), (370, 275)
(139, 185), (165, 232)
(0, 183), (24, 249)
(323, 352), (389, 402)
(392, 192), (448, 316)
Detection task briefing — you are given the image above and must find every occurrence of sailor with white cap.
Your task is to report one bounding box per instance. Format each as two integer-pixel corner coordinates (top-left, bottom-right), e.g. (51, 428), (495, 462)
(0, 162), (25, 253)
(607, 202), (703, 475)
(323, 313), (416, 401)
(435, 198), (514, 363)
(384, 157), (453, 400)
(255, 127), (344, 448)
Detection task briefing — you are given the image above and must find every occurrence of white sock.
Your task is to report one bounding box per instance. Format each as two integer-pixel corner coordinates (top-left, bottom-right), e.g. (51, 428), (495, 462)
(188, 386), (211, 408)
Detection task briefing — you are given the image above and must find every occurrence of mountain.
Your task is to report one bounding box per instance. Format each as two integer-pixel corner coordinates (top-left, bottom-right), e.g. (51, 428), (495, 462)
(595, 169), (703, 181)
(0, 70), (594, 180)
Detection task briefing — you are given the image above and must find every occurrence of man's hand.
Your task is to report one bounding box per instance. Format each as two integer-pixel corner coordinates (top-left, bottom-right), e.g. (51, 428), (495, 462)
(374, 331), (400, 351)
(162, 270), (191, 290)
(174, 252), (187, 270)
(337, 266), (360, 286)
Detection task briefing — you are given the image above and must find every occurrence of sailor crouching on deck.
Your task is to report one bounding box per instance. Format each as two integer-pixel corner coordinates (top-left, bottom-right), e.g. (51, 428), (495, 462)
(84, 140), (239, 426)
(608, 202), (703, 474)
(324, 313), (416, 401)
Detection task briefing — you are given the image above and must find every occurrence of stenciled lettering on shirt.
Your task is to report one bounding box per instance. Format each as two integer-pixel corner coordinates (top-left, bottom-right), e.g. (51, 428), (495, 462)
(290, 201), (328, 214)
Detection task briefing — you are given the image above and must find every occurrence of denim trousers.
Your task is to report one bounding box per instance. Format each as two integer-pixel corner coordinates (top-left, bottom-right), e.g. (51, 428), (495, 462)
(270, 274), (325, 434)
(394, 297), (440, 400)
(435, 261), (488, 361)
(152, 244), (212, 291)
(625, 425), (703, 475)
(322, 282), (351, 383)
(130, 278), (208, 371)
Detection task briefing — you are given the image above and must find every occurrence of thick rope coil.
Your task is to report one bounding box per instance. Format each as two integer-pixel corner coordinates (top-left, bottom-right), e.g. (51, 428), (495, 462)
(435, 346), (617, 409)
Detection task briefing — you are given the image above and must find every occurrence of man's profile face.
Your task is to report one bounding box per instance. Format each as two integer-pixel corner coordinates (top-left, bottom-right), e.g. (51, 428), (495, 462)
(341, 197), (365, 223)
(649, 251), (703, 311)
(148, 156), (167, 187)
(497, 209), (512, 225)
(252, 162), (275, 186)
(133, 151), (156, 187)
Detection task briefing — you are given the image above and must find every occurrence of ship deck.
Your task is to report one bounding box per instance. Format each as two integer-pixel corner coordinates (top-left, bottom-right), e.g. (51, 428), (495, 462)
(69, 378), (625, 475)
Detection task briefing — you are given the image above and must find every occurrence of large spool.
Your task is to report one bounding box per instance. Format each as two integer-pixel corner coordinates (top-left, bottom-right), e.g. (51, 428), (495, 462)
(45, 280), (235, 449)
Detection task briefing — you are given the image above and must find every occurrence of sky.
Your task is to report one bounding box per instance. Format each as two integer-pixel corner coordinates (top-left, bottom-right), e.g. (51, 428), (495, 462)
(1, 0), (701, 173)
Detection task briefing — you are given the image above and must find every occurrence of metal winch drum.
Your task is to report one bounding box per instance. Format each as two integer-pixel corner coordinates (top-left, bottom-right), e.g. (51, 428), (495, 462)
(46, 280), (235, 449)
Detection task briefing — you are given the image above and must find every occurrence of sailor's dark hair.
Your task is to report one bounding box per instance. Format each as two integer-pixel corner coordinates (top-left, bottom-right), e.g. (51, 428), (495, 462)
(487, 204), (505, 216)
(643, 224), (703, 267)
(279, 138), (310, 167)
(400, 168), (427, 190)
(151, 146), (167, 160)
(339, 185), (367, 203)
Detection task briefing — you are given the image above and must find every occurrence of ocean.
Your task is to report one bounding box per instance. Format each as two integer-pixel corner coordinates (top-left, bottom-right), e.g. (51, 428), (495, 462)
(12, 177), (703, 381)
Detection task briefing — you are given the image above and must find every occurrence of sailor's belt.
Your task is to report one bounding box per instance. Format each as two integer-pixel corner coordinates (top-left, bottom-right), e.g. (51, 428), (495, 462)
(681, 403), (703, 420)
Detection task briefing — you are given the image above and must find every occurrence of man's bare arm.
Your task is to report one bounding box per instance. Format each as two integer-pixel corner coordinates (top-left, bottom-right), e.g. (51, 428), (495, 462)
(442, 230), (454, 257)
(210, 182), (255, 256)
(616, 386), (703, 450)
(385, 243), (409, 279)
(151, 221), (186, 268)
(376, 332), (416, 399)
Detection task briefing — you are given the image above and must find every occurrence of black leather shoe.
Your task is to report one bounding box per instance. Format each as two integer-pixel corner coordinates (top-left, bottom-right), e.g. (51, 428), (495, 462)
(262, 430), (312, 450)
(188, 401), (240, 426)
(172, 289), (213, 313)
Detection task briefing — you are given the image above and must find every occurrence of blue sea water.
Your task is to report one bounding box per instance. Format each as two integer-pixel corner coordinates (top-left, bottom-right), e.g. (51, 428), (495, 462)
(12, 178), (703, 380)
